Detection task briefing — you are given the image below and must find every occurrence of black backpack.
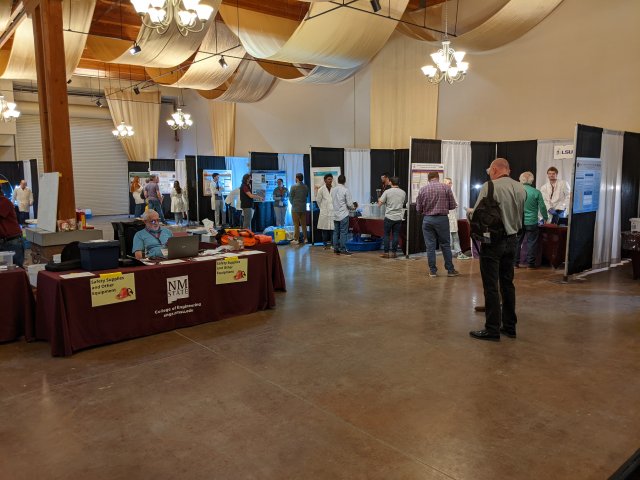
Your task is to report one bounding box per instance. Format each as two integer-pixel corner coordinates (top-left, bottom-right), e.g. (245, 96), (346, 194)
(470, 180), (505, 244)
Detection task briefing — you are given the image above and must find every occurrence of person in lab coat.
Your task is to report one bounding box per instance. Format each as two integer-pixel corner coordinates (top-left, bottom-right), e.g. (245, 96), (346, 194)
(316, 174), (334, 249)
(12, 180), (33, 226)
(209, 173), (224, 228)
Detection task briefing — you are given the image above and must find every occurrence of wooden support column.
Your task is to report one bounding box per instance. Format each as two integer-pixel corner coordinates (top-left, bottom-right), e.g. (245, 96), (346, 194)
(30, 0), (76, 220)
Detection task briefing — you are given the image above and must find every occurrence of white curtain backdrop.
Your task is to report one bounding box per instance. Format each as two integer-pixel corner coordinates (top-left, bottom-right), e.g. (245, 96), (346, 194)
(441, 140), (472, 219)
(593, 130), (624, 268)
(535, 139), (574, 189)
(344, 148), (371, 207)
(278, 153), (305, 226)
(224, 156), (250, 208)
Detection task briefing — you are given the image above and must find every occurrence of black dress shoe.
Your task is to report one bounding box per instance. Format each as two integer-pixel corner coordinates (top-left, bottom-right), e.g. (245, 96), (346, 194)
(469, 330), (500, 342)
(500, 327), (517, 338)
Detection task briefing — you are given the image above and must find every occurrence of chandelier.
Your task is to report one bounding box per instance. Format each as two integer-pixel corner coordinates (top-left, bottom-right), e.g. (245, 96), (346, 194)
(421, 2), (469, 85)
(167, 108), (193, 130)
(112, 121), (135, 139)
(0, 96), (20, 122)
(130, 0), (214, 36)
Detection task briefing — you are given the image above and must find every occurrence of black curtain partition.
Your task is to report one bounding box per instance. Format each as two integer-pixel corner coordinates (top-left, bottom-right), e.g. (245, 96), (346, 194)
(196, 155), (226, 223)
(28, 159), (39, 218)
(370, 149), (395, 202)
(470, 142), (497, 207)
(185, 155), (197, 221)
(394, 149), (410, 193)
(621, 132), (640, 232)
(127, 161), (149, 215)
(496, 140), (538, 181)
(0, 161), (23, 199)
(566, 124), (603, 277)
(250, 152), (279, 170)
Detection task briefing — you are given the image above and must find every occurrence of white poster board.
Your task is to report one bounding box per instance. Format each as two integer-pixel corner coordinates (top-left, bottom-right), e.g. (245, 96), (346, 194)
(410, 163), (444, 202)
(37, 172), (59, 232)
(311, 167), (341, 201)
(572, 157), (601, 214)
(251, 170), (286, 202)
(150, 171), (176, 195)
(202, 170), (233, 196)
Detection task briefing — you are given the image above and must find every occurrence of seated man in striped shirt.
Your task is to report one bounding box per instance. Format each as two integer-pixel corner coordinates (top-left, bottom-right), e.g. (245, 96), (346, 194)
(416, 172), (459, 278)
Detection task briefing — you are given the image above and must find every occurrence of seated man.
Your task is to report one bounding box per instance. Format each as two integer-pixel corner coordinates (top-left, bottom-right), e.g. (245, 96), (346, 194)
(132, 210), (173, 259)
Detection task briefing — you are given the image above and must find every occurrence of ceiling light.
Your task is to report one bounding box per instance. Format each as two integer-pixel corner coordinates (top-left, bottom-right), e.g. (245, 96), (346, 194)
(112, 121), (135, 139)
(370, 0), (381, 12)
(420, 1), (469, 85)
(218, 56), (228, 69)
(133, 86), (140, 95)
(131, 0), (214, 37)
(166, 108), (193, 130)
(95, 99), (103, 108)
(0, 96), (20, 122)
(129, 42), (142, 55)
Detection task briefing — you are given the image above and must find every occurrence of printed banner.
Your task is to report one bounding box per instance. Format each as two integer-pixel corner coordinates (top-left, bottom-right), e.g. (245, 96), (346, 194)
(251, 171), (286, 202)
(410, 163), (444, 203)
(216, 257), (248, 284)
(90, 273), (137, 307)
(150, 170), (176, 195)
(572, 157), (601, 214)
(310, 167), (341, 201)
(554, 144), (575, 160)
(202, 170), (233, 196)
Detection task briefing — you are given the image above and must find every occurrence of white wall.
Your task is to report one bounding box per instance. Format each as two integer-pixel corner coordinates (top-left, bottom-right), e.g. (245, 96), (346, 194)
(234, 66), (371, 155)
(436, 0), (640, 141)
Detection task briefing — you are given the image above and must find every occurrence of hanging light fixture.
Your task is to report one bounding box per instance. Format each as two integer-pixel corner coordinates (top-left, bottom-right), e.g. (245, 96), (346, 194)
(421, 2), (469, 85)
(0, 96), (20, 122)
(167, 108), (193, 130)
(130, 0), (214, 36)
(112, 121), (135, 139)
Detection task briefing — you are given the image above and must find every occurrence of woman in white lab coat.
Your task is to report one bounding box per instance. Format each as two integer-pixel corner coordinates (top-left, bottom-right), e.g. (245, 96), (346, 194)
(170, 181), (187, 226)
(316, 174), (335, 249)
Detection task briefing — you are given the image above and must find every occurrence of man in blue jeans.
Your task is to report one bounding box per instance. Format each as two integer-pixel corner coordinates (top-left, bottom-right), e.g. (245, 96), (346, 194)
(144, 175), (167, 224)
(331, 175), (357, 255)
(416, 172), (459, 277)
(377, 176), (406, 258)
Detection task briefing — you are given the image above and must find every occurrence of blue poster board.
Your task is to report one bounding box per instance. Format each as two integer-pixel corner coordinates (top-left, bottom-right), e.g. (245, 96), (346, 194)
(572, 157), (601, 214)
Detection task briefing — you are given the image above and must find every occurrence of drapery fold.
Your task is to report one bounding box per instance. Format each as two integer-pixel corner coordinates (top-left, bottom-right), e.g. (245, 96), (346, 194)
(344, 148), (371, 207)
(441, 141), (472, 220)
(0, 0), (12, 34)
(0, 0), (96, 80)
(209, 101), (236, 157)
(198, 59), (276, 103)
(370, 33), (438, 149)
(219, 0), (409, 69)
(104, 87), (160, 162)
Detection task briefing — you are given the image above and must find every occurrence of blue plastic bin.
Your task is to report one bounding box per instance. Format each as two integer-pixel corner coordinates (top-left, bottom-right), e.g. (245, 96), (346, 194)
(345, 238), (382, 251)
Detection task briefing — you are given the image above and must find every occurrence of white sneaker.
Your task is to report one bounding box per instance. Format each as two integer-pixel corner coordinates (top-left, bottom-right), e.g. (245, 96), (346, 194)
(290, 240), (299, 245)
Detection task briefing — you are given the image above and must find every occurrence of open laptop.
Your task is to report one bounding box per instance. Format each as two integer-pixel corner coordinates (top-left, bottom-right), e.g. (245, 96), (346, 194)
(167, 235), (200, 260)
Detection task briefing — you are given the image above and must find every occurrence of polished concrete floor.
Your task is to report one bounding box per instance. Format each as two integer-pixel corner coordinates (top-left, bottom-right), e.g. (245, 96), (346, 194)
(2, 232), (640, 479)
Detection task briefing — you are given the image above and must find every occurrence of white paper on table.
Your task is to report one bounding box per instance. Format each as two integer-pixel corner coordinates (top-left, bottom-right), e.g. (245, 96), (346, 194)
(191, 256), (220, 262)
(159, 259), (186, 265)
(60, 272), (95, 279)
(236, 250), (265, 256)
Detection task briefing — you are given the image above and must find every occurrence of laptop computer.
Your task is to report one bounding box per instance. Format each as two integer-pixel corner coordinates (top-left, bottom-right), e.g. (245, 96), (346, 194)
(166, 235), (200, 260)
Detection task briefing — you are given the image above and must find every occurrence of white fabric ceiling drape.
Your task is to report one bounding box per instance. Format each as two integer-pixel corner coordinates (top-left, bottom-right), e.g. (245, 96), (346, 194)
(0, 0), (12, 34)
(441, 140), (472, 220)
(535, 139), (574, 189)
(219, 0), (409, 69)
(209, 101), (236, 157)
(199, 59), (277, 103)
(278, 153), (306, 226)
(0, 0), (96, 80)
(344, 148), (371, 207)
(593, 130), (624, 268)
(104, 87), (160, 162)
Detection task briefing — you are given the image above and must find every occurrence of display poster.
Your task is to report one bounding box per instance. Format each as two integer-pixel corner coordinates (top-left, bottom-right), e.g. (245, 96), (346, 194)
(90, 272), (137, 307)
(216, 257), (248, 284)
(251, 170), (286, 202)
(150, 171), (176, 195)
(128, 171), (149, 186)
(202, 170), (233, 196)
(554, 144), (575, 160)
(310, 167), (341, 201)
(572, 157), (601, 214)
(410, 163), (445, 203)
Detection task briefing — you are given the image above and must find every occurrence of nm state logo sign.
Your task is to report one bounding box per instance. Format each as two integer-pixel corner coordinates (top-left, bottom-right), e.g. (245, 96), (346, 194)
(167, 275), (189, 304)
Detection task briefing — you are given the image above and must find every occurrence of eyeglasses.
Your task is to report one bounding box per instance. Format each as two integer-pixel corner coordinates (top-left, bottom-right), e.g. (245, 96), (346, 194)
(147, 219), (159, 225)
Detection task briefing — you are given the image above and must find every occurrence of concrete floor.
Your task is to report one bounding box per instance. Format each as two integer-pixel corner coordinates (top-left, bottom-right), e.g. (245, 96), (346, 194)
(2, 227), (640, 479)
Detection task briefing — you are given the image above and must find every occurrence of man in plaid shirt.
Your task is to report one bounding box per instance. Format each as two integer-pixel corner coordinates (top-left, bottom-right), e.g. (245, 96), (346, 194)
(416, 172), (459, 277)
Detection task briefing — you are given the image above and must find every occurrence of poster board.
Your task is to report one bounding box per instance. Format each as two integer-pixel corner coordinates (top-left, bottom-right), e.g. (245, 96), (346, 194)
(410, 163), (444, 202)
(37, 172), (59, 232)
(150, 171), (176, 195)
(202, 170), (233, 196)
(251, 170), (286, 202)
(310, 167), (341, 201)
(572, 157), (601, 214)
(128, 171), (149, 185)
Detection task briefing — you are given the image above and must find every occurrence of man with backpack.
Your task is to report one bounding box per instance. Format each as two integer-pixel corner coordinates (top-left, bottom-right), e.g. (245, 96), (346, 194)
(467, 158), (526, 342)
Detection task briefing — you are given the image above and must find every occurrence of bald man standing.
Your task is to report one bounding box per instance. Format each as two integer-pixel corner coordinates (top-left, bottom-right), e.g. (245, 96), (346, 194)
(467, 158), (526, 342)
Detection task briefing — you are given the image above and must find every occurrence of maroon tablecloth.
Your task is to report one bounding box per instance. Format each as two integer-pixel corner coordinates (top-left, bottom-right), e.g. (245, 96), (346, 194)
(30, 252), (276, 356)
(621, 231), (640, 279)
(0, 268), (34, 342)
(251, 242), (286, 291)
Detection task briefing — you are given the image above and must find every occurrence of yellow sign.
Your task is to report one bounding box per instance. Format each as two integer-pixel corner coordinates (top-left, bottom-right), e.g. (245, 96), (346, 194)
(216, 258), (248, 285)
(90, 273), (137, 307)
